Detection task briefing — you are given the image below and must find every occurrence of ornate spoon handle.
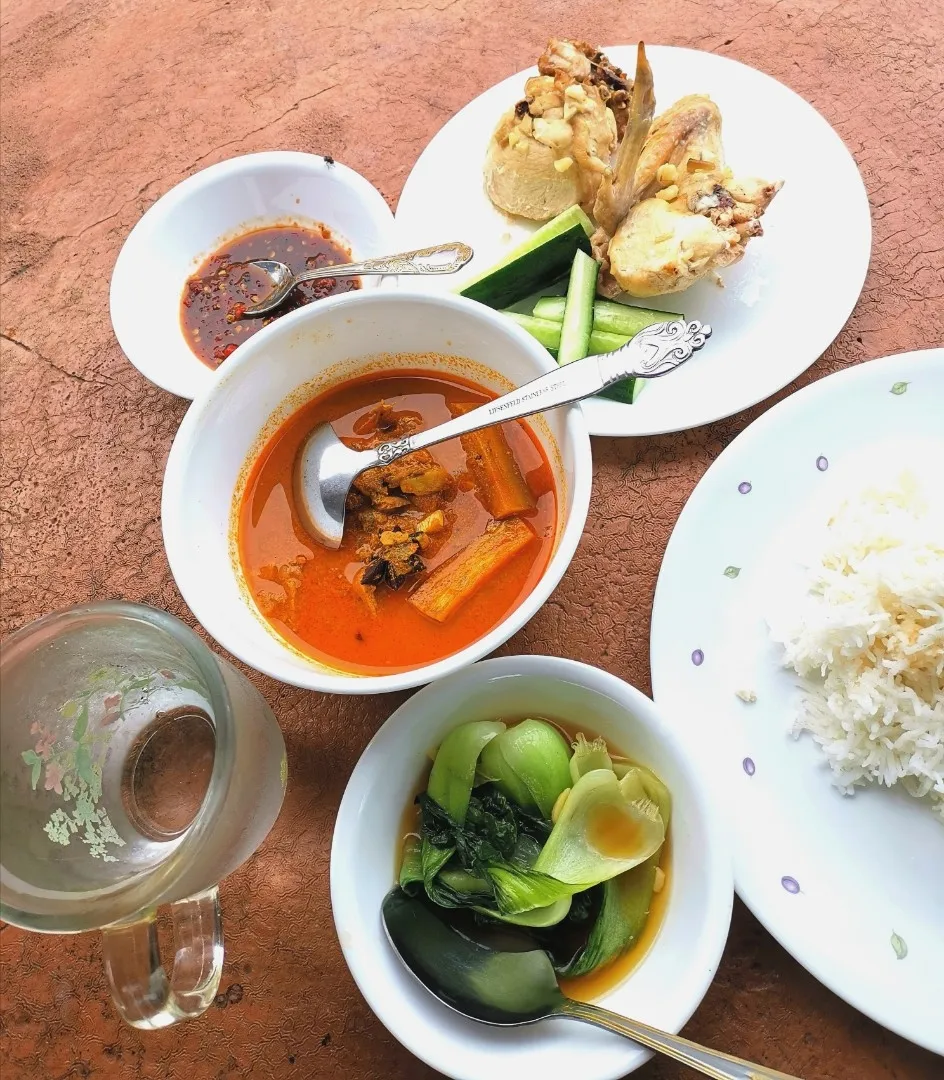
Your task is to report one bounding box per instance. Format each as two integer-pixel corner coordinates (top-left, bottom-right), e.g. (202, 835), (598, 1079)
(294, 242), (473, 282)
(368, 320), (711, 466)
(597, 319), (712, 381)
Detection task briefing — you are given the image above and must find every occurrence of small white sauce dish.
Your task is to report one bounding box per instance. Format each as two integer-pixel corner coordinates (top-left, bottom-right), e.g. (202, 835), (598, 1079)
(331, 655), (734, 1080)
(110, 151), (395, 399)
(161, 290), (592, 694)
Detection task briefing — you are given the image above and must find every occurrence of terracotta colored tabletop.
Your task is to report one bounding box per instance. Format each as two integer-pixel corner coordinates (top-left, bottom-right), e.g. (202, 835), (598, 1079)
(2, 0), (943, 1076)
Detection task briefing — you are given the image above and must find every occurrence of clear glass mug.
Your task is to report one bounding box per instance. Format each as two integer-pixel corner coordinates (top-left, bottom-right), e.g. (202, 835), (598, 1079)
(0, 602), (287, 1029)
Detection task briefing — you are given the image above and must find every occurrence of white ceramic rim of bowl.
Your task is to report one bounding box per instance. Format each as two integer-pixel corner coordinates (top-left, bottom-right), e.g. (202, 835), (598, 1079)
(161, 289), (593, 695)
(330, 655), (734, 1080)
(109, 150), (396, 400)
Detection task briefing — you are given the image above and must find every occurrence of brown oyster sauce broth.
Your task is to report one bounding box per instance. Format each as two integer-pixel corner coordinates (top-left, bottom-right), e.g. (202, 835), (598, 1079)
(181, 223), (359, 369)
(238, 370), (557, 675)
(398, 716), (671, 1003)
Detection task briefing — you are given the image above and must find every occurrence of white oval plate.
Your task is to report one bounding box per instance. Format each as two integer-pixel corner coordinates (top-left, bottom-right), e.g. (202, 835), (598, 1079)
(394, 46), (871, 437)
(650, 350), (944, 1053)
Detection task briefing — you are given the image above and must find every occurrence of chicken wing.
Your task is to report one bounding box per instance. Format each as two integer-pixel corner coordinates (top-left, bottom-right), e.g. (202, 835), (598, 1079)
(592, 41), (655, 237)
(483, 40), (629, 221)
(599, 93), (782, 296)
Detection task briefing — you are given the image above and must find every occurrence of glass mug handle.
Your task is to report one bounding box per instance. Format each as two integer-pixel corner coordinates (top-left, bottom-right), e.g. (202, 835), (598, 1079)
(100, 886), (224, 1028)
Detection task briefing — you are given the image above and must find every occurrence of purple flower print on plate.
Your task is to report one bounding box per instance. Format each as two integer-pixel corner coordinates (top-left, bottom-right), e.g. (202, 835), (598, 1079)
(738, 481), (752, 494)
(742, 757), (756, 776)
(816, 456), (829, 471)
(691, 649), (704, 666)
(781, 876), (800, 894)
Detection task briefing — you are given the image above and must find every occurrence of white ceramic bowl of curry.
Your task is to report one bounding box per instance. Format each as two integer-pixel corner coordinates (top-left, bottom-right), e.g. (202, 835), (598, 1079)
(161, 290), (592, 694)
(110, 151), (395, 399)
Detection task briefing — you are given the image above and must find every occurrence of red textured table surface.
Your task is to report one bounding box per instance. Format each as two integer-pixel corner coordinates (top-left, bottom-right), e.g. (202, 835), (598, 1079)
(2, 1), (942, 1077)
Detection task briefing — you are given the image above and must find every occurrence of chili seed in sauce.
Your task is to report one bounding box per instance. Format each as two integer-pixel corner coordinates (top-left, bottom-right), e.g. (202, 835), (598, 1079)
(180, 223), (359, 370)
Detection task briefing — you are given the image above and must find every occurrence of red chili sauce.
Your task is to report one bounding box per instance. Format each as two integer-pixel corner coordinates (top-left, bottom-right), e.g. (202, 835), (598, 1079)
(180, 224), (360, 369)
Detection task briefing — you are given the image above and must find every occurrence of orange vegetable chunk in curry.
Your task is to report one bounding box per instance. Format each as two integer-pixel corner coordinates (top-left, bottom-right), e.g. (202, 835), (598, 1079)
(238, 369), (557, 674)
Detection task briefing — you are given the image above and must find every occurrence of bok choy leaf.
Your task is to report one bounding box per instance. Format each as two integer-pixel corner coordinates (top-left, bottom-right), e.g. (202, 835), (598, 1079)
(412, 785), (554, 912)
(477, 895), (573, 927)
(569, 733), (613, 782)
(618, 765), (672, 828)
(533, 769), (665, 885)
(485, 862), (578, 913)
(418, 788), (548, 875)
(427, 720), (505, 824)
(478, 719), (572, 818)
(555, 857), (659, 977)
(398, 835), (424, 891)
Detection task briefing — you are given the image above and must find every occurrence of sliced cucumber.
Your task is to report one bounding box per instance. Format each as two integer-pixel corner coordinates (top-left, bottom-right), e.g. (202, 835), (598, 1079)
(589, 329), (633, 356)
(557, 250), (599, 367)
(459, 205), (594, 310)
(503, 310), (647, 404)
(503, 312), (563, 351)
(514, 303), (682, 355)
(541, 290), (677, 404)
(533, 296), (682, 337)
(599, 378), (646, 404)
(503, 312), (631, 356)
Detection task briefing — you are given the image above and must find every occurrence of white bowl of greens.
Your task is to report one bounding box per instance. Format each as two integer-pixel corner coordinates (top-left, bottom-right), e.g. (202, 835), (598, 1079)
(331, 655), (733, 1080)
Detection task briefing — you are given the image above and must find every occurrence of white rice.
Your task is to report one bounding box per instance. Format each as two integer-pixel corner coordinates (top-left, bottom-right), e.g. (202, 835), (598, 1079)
(767, 466), (944, 822)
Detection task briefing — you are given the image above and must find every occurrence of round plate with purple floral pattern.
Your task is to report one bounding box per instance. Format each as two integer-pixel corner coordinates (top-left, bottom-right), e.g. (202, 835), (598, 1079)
(650, 350), (944, 1053)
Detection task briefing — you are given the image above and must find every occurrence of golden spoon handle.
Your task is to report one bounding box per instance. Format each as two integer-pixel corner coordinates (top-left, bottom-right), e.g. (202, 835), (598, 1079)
(558, 998), (804, 1080)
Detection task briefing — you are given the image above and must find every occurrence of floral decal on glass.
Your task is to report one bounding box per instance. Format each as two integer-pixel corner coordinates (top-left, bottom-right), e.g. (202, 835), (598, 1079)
(21, 666), (201, 862)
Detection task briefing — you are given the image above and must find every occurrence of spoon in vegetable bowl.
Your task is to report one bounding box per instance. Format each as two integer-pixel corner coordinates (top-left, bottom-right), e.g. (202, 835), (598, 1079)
(382, 889), (800, 1080)
(241, 241), (474, 316)
(296, 319), (710, 548)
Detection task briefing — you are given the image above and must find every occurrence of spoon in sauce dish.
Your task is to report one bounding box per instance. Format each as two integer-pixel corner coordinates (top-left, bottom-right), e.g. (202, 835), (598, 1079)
(296, 319), (711, 548)
(382, 889), (801, 1080)
(241, 241), (473, 316)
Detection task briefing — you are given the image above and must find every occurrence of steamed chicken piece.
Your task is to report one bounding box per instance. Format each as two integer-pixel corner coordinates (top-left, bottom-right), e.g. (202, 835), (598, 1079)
(484, 40), (629, 221)
(485, 76), (616, 220)
(536, 38), (631, 135)
(592, 41), (655, 238)
(599, 95), (782, 297)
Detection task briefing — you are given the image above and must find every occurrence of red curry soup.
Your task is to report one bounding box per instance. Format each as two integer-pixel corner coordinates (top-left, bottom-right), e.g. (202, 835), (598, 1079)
(181, 223), (358, 369)
(238, 368), (557, 674)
